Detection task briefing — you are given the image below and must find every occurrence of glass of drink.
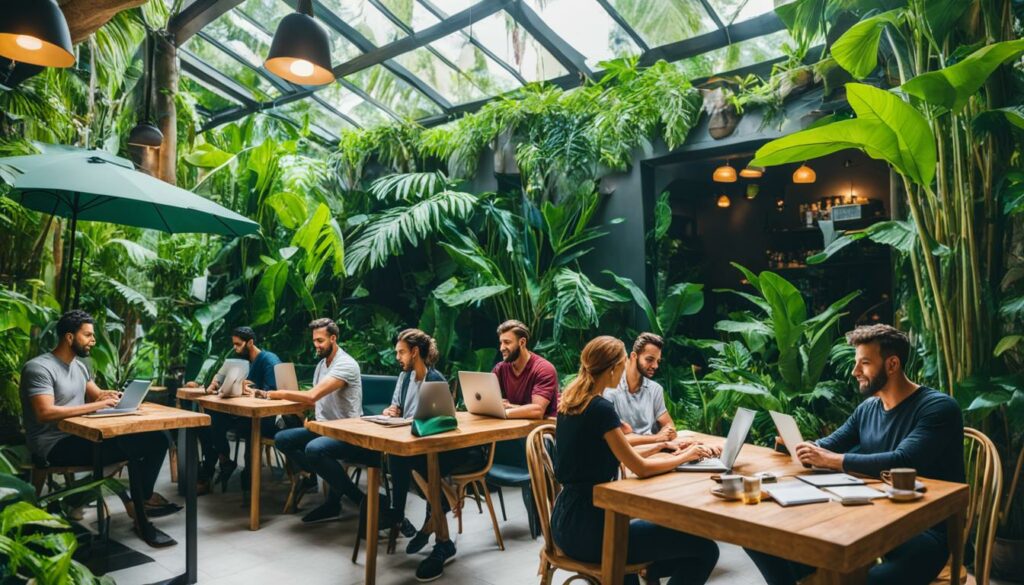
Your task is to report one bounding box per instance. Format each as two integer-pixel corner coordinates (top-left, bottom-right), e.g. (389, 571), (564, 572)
(742, 475), (762, 505)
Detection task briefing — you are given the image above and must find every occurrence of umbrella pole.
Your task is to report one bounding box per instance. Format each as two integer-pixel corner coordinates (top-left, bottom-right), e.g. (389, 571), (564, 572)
(73, 238), (85, 308)
(62, 205), (79, 310)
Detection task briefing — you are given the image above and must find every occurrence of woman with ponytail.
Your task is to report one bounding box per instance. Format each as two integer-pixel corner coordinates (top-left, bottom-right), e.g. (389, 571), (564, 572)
(551, 336), (721, 585)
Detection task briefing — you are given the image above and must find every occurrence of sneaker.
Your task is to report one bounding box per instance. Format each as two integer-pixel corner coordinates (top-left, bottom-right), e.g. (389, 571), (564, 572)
(406, 530), (430, 554)
(300, 474), (318, 494)
(415, 540), (456, 582)
(400, 517), (417, 538)
(301, 501), (341, 523)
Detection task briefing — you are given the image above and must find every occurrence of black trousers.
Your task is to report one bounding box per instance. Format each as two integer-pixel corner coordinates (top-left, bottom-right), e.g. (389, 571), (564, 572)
(47, 431), (169, 501)
(388, 447), (486, 521)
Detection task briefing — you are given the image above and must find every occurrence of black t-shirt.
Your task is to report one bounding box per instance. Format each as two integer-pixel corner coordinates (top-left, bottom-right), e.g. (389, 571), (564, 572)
(554, 396), (622, 486)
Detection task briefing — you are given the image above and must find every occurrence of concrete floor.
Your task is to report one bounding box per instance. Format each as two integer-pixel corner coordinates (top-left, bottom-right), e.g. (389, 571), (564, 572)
(93, 456), (1004, 585)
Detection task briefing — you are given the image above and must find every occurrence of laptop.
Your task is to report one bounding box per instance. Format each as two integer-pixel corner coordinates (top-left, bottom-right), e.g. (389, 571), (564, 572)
(274, 362), (299, 391)
(219, 364), (247, 397)
(676, 407), (755, 472)
(363, 382), (455, 427)
(86, 379), (151, 417)
(458, 371), (506, 419)
(769, 410), (830, 471)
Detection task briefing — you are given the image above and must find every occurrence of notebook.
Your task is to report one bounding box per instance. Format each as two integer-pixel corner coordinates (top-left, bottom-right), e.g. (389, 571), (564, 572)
(766, 482), (832, 507)
(797, 473), (865, 488)
(824, 485), (887, 500)
(361, 415), (413, 427)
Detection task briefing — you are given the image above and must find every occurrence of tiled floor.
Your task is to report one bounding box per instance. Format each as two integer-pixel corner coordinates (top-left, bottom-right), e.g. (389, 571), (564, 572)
(94, 458), (1006, 585)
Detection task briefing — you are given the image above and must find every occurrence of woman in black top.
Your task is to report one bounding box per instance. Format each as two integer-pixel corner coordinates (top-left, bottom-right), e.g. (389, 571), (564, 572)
(551, 336), (720, 585)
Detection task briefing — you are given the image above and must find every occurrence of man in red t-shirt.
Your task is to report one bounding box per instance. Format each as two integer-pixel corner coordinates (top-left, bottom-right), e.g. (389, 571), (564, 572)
(491, 320), (559, 418)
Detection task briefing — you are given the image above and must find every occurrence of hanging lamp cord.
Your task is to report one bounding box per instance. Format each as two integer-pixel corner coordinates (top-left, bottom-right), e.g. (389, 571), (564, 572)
(297, 0), (314, 17)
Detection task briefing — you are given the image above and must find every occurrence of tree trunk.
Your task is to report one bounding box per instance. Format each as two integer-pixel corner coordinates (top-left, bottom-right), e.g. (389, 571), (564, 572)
(155, 33), (178, 186)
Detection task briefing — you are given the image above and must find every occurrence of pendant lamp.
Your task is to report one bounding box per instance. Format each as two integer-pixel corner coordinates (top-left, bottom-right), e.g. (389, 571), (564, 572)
(0, 57), (43, 90)
(713, 163), (737, 183)
(739, 166), (764, 179)
(128, 33), (164, 148)
(793, 163), (816, 184)
(716, 194), (731, 208)
(265, 0), (334, 86)
(0, 0), (74, 68)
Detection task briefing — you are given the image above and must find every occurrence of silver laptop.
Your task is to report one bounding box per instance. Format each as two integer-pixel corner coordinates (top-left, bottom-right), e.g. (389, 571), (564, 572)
(274, 362), (299, 391)
(677, 407), (755, 472)
(219, 364), (247, 397)
(769, 410), (829, 470)
(363, 381), (455, 427)
(88, 379), (151, 416)
(458, 371), (506, 419)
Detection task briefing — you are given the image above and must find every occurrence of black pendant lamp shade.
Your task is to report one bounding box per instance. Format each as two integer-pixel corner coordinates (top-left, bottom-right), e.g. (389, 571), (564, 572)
(264, 0), (333, 86)
(128, 122), (164, 148)
(128, 32), (163, 148)
(0, 56), (43, 90)
(0, 0), (75, 68)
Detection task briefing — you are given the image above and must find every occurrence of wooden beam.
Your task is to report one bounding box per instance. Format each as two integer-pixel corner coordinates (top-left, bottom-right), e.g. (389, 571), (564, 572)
(169, 0), (244, 45)
(59, 0), (148, 44)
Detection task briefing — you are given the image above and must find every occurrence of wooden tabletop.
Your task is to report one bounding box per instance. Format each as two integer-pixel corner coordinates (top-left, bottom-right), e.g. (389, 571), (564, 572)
(59, 403), (210, 442)
(176, 388), (308, 418)
(594, 432), (969, 573)
(307, 412), (547, 456)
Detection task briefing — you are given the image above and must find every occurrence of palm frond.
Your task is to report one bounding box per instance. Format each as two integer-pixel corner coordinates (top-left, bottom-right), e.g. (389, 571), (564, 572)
(369, 171), (449, 202)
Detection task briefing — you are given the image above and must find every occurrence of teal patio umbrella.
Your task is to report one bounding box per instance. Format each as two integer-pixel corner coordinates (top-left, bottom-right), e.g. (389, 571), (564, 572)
(0, 144), (260, 307)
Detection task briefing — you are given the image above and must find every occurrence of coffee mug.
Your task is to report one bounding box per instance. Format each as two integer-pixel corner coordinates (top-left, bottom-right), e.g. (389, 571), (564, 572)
(881, 468), (917, 491)
(720, 474), (743, 496)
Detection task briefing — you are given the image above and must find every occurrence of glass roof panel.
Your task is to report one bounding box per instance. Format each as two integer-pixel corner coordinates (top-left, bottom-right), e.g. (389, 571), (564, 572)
(317, 82), (392, 127)
(274, 99), (350, 136)
(181, 74), (239, 113)
(522, 0), (641, 68)
(706, 0), (775, 25)
(429, 32), (521, 96)
(201, 10), (273, 70)
(673, 29), (791, 78)
(427, 0), (478, 14)
(460, 11), (567, 82)
(345, 65), (443, 118)
(318, 0), (407, 46)
(234, 0), (362, 62)
(378, 0), (442, 31)
(181, 36), (278, 101)
(606, 0), (719, 47)
(393, 46), (489, 104)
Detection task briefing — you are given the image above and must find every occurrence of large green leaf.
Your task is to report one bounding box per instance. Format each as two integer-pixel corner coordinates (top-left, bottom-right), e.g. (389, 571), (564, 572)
(902, 39), (1024, 112)
(265, 191), (308, 230)
(251, 260), (289, 326)
(922, 0), (969, 43)
(657, 282), (704, 337)
(194, 294), (241, 341)
(846, 84), (935, 186)
(605, 271), (659, 334)
(185, 142), (233, 168)
(830, 9), (904, 79)
(433, 277), (510, 308)
(864, 219), (916, 253)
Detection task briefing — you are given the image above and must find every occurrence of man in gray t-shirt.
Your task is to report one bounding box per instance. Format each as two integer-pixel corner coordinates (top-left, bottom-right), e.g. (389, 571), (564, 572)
(602, 333), (678, 447)
(269, 318), (378, 524)
(20, 310), (177, 548)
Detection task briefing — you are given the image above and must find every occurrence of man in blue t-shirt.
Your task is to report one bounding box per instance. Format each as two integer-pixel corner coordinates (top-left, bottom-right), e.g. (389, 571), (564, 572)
(746, 324), (965, 585)
(199, 326), (288, 493)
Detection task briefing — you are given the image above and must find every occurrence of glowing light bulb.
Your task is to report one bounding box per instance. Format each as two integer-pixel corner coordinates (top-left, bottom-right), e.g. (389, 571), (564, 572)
(717, 194), (731, 208)
(16, 35), (44, 51)
(289, 59), (315, 77)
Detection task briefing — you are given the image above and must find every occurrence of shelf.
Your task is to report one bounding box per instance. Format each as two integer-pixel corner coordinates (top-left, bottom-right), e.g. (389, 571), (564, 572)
(769, 258), (889, 272)
(767, 226), (821, 234)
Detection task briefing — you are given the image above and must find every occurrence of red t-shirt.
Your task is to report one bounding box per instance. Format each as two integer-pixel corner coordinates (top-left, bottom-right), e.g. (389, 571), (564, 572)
(492, 353), (559, 418)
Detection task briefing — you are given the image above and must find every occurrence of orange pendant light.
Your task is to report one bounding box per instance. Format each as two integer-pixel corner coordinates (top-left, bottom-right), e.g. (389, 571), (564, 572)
(792, 163), (817, 184)
(716, 194), (731, 208)
(713, 163), (737, 183)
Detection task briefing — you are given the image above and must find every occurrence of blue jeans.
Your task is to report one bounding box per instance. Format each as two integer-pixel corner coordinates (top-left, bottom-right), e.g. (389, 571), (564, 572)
(274, 427), (380, 505)
(552, 486), (719, 585)
(745, 527), (948, 585)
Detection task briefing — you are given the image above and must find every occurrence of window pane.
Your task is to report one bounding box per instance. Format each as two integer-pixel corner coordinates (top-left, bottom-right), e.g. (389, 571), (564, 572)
(317, 82), (392, 126)
(182, 36), (278, 101)
(607, 0), (719, 47)
(459, 11), (567, 82)
(523, 0), (641, 68)
(426, 0), (478, 13)
(345, 65), (443, 118)
(274, 99), (350, 136)
(181, 74), (239, 112)
(234, 0), (362, 62)
(706, 0), (775, 25)
(430, 32), (521, 96)
(394, 46), (488, 104)
(673, 29), (790, 77)
(202, 10), (273, 69)
(318, 0), (406, 46)
(378, 0), (441, 31)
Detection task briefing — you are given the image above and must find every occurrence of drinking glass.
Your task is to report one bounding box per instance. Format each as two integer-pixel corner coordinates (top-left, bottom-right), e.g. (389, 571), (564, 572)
(742, 475), (762, 505)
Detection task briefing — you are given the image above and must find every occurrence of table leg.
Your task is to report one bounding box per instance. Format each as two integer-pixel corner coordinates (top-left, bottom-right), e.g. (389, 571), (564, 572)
(365, 467), (381, 585)
(813, 567), (869, 585)
(600, 510), (628, 585)
(947, 506), (966, 585)
(249, 417), (261, 531)
(92, 442), (107, 544)
(185, 427), (198, 584)
(426, 452), (450, 542)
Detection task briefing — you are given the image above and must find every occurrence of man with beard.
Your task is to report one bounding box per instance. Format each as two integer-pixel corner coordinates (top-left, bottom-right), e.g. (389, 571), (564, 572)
(198, 326), (289, 493)
(491, 320), (559, 419)
(268, 318), (375, 524)
(603, 333), (678, 447)
(384, 329), (486, 581)
(20, 310), (179, 548)
(745, 324), (964, 585)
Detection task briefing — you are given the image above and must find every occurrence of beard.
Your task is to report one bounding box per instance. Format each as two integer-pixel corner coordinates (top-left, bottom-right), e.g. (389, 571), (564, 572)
(316, 344), (334, 359)
(233, 347), (246, 358)
(71, 341), (91, 358)
(504, 346), (521, 363)
(399, 358), (414, 372)
(858, 369), (888, 396)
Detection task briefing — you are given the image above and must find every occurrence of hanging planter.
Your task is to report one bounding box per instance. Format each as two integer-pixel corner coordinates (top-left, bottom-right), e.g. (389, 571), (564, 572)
(492, 128), (520, 175)
(700, 88), (741, 140)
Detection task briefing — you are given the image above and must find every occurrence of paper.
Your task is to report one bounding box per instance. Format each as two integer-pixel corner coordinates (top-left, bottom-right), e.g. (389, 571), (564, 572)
(766, 482), (831, 507)
(824, 485), (887, 500)
(797, 473), (865, 487)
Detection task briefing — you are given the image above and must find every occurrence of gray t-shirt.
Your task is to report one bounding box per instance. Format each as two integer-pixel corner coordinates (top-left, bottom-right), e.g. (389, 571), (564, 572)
(313, 348), (362, 422)
(602, 373), (667, 436)
(390, 368), (446, 419)
(20, 352), (91, 462)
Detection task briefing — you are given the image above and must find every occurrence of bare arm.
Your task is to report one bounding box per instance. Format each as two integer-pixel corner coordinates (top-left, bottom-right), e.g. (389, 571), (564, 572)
(268, 377), (345, 405)
(505, 395), (549, 419)
(604, 426), (712, 479)
(29, 393), (118, 423)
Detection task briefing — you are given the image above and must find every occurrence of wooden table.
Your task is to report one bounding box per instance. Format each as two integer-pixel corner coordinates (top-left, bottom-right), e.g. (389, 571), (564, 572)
(176, 388), (307, 530)
(60, 403), (210, 585)
(594, 433), (969, 585)
(307, 412), (547, 585)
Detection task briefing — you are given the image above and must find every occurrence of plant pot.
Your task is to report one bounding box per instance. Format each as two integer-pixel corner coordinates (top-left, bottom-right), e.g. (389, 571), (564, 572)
(992, 537), (1024, 582)
(778, 67), (814, 100)
(701, 87), (741, 140)
(492, 129), (520, 175)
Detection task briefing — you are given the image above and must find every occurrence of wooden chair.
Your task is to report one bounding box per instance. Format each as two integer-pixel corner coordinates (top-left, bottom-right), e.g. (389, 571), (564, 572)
(526, 425), (649, 585)
(932, 427), (1003, 585)
(25, 461), (129, 530)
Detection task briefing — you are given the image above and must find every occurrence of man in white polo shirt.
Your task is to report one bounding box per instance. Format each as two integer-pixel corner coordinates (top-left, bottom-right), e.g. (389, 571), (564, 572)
(603, 333), (677, 447)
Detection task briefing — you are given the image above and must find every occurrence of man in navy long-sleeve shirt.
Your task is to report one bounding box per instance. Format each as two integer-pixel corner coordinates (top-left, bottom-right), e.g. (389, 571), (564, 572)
(747, 324), (964, 585)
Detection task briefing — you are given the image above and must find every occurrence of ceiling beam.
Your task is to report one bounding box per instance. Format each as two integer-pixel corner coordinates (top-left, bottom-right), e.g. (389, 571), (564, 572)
(505, 0), (592, 80)
(169, 0), (244, 45)
(697, 0), (727, 32)
(417, 0), (528, 86)
(639, 11), (784, 67)
(593, 0), (648, 51)
(179, 49), (258, 107)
